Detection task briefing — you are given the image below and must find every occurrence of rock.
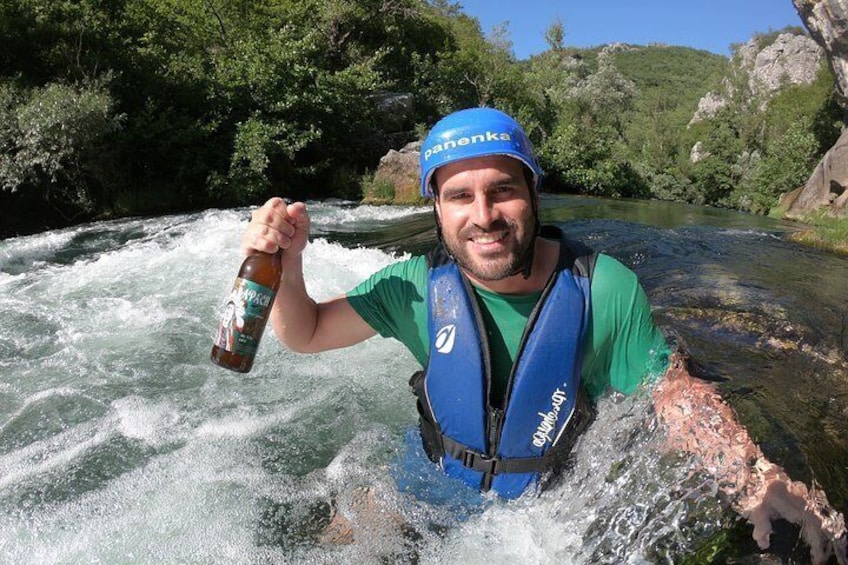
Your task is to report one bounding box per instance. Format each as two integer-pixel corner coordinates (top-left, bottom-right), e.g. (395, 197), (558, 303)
(366, 141), (422, 204)
(793, 0), (848, 106)
(784, 0), (848, 217)
(749, 33), (823, 94)
(690, 141), (710, 163)
(370, 91), (415, 133)
(600, 42), (637, 55)
(784, 127), (848, 218)
(689, 33), (823, 125)
(690, 92), (727, 125)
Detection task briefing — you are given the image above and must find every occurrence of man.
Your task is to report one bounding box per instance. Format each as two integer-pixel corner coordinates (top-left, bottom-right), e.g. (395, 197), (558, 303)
(241, 108), (846, 560)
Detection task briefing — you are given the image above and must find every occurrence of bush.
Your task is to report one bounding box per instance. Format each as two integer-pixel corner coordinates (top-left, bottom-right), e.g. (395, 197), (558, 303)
(0, 79), (122, 213)
(360, 173), (395, 202)
(539, 120), (647, 197)
(734, 120), (819, 214)
(649, 171), (694, 203)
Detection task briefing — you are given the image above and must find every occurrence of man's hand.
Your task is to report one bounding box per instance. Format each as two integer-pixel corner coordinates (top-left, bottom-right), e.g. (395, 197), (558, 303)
(241, 197), (310, 266)
(240, 197), (378, 354)
(653, 353), (847, 564)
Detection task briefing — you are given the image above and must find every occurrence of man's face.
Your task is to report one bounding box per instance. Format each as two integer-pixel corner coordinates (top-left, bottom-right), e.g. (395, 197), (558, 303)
(434, 156), (536, 282)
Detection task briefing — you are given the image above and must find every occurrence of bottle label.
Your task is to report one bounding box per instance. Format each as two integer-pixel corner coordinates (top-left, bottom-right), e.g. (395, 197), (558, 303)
(214, 277), (275, 356)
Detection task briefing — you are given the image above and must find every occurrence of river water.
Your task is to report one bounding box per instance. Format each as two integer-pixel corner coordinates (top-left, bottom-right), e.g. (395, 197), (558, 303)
(0, 195), (846, 563)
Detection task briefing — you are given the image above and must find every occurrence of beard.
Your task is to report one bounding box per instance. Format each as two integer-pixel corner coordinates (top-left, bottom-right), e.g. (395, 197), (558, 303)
(441, 213), (536, 282)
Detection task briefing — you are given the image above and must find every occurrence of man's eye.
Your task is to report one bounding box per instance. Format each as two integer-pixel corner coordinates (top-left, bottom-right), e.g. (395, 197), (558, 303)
(492, 185), (515, 196)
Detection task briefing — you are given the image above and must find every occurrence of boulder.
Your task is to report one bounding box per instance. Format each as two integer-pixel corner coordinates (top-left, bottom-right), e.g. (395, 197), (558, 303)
(785, 0), (848, 217)
(784, 127), (848, 218)
(690, 141), (710, 163)
(366, 141), (422, 204)
(793, 0), (848, 105)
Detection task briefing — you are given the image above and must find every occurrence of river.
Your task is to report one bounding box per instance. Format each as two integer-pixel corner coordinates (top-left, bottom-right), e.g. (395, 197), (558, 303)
(0, 195), (846, 563)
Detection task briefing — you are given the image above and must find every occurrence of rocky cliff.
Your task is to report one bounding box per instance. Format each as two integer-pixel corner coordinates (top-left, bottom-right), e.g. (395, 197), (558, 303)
(793, 0), (848, 105)
(690, 33), (823, 124)
(784, 0), (848, 218)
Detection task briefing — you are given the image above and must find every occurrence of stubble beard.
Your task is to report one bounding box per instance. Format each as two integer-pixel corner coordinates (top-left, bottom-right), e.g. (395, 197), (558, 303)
(442, 214), (536, 282)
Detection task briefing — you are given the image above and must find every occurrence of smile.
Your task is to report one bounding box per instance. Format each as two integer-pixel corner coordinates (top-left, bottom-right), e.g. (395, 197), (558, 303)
(470, 231), (508, 245)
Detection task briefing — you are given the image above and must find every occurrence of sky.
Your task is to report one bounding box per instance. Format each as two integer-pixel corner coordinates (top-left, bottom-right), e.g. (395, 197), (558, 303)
(458, 0), (805, 60)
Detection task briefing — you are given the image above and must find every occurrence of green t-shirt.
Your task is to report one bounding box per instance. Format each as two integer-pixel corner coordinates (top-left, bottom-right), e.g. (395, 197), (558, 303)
(346, 246), (669, 402)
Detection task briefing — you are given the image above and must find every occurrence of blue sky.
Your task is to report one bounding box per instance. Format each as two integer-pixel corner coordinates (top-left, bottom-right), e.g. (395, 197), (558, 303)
(458, 0), (805, 59)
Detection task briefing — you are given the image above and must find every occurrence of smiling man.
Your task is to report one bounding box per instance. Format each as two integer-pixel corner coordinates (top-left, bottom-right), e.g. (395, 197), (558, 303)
(240, 108), (846, 559)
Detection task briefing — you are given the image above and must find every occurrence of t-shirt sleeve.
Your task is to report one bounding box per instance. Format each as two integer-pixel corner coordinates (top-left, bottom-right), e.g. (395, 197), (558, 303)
(582, 253), (670, 399)
(345, 255), (429, 365)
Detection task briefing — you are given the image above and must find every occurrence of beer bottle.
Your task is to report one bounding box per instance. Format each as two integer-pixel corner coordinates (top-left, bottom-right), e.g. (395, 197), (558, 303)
(211, 251), (282, 372)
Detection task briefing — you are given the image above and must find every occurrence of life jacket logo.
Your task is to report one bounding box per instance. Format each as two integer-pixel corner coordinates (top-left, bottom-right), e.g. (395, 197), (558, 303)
(434, 324), (457, 354)
(532, 387), (568, 448)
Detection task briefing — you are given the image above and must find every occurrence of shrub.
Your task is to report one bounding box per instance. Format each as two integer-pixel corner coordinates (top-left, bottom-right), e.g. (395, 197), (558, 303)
(361, 173), (395, 202)
(0, 79), (122, 213)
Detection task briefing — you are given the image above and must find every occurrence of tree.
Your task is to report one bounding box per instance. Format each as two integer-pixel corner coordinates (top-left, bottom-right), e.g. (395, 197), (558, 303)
(0, 80), (122, 216)
(734, 119), (819, 214)
(544, 17), (565, 53)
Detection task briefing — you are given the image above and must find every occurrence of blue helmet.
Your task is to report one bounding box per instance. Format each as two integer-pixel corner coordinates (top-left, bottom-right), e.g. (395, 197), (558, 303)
(419, 108), (543, 198)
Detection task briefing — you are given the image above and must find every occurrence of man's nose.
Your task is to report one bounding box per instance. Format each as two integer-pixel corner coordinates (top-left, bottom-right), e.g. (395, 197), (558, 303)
(471, 193), (497, 227)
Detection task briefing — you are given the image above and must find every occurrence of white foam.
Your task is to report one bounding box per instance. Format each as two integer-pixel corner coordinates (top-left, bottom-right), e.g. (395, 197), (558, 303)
(0, 204), (727, 563)
(308, 202), (425, 226)
(113, 396), (183, 445)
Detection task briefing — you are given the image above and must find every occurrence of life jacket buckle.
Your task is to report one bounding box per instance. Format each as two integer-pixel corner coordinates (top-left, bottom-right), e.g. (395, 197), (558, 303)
(463, 449), (498, 475)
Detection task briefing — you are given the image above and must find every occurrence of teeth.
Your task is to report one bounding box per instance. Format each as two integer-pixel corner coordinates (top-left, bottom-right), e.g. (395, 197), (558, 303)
(472, 232), (505, 244)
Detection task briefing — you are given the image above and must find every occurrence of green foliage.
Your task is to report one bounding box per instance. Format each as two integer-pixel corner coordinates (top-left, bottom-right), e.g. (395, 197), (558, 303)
(733, 120), (818, 214)
(544, 17), (565, 52)
(689, 108), (750, 205)
(750, 25), (809, 51)
(764, 61), (843, 155)
(683, 60), (841, 214)
(647, 171), (694, 202)
(0, 0), (842, 236)
(613, 46), (727, 174)
(361, 173), (396, 202)
(788, 212), (848, 255)
(0, 79), (122, 211)
(539, 120), (646, 198)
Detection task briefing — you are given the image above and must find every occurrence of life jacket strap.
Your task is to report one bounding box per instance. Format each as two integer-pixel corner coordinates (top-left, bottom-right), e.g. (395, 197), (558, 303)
(413, 366), (596, 478)
(422, 421), (568, 475)
(435, 426), (568, 475)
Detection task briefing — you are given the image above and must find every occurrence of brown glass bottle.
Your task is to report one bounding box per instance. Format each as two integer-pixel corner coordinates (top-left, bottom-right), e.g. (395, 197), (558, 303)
(211, 251), (282, 372)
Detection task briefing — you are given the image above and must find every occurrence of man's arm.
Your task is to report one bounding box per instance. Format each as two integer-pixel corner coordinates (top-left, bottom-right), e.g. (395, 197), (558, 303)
(653, 353), (847, 564)
(241, 197), (377, 353)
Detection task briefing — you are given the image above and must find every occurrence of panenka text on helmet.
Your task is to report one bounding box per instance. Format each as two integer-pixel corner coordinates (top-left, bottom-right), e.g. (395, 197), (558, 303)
(423, 132), (513, 162)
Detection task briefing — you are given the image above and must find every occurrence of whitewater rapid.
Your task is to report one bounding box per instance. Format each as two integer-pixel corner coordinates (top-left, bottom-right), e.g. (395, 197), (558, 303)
(0, 203), (731, 563)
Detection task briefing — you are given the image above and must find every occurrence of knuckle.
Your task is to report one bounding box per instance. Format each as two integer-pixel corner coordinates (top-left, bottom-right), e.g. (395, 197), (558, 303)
(268, 197), (286, 211)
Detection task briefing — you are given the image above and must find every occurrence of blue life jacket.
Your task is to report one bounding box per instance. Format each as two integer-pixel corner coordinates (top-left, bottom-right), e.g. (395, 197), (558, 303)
(410, 228), (596, 499)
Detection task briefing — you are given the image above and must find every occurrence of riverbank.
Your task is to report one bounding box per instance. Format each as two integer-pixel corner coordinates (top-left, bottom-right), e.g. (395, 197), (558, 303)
(786, 214), (848, 255)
